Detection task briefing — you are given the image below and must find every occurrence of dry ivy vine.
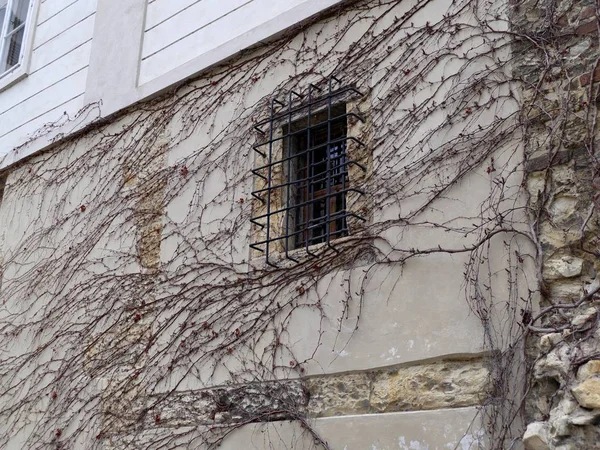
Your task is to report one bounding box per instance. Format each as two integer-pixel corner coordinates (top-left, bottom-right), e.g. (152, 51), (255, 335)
(0, 0), (598, 449)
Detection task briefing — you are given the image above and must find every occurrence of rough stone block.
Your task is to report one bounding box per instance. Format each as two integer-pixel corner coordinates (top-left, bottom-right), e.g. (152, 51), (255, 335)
(534, 344), (572, 383)
(543, 256), (584, 280)
(540, 333), (563, 352)
(548, 281), (583, 302)
(306, 373), (371, 417)
(549, 195), (579, 226)
(577, 360), (600, 381)
(572, 378), (600, 409)
(370, 360), (488, 412)
(523, 422), (550, 450)
(572, 308), (598, 327)
(568, 407), (600, 426)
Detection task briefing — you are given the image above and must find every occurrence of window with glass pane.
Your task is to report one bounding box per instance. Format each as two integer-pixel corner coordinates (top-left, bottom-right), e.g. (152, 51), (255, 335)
(0, 0), (31, 76)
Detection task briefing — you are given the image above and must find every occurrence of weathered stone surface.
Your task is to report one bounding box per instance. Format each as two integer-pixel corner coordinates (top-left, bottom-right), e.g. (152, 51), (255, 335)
(523, 422), (550, 450)
(568, 407), (600, 425)
(540, 333), (563, 352)
(577, 360), (600, 381)
(572, 308), (598, 327)
(147, 381), (308, 428)
(306, 373), (370, 417)
(138, 358), (489, 431)
(549, 398), (578, 437)
(547, 281), (583, 301)
(534, 344), (572, 383)
(572, 379), (600, 409)
(369, 360), (488, 412)
(543, 256), (584, 280)
(522, 1), (600, 449)
(549, 195), (578, 226)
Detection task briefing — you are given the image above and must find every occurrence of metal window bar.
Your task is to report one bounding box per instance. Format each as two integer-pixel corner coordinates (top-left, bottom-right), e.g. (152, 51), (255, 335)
(251, 76), (366, 266)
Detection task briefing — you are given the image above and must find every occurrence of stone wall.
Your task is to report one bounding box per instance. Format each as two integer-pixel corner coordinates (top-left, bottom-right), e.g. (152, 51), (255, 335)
(518, 0), (600, 448)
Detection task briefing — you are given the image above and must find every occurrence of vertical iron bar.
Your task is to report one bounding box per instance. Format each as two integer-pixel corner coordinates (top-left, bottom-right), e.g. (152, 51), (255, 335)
(285, 92), (293, 259)
(341, 104), (348, 237)
(284, 91), (300, 262)
(305, 85), (315, 256)
(325, 77), (334, 250)
(265, 98), (276, 267)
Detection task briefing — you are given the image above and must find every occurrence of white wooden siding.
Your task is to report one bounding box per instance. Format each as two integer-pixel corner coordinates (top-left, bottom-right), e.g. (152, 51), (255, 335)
(0, 0), (96, 153)
(140, 0), (314, 84)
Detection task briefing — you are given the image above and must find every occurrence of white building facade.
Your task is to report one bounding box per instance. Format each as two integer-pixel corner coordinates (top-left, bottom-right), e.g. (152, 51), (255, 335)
(0, 1), (533, 449)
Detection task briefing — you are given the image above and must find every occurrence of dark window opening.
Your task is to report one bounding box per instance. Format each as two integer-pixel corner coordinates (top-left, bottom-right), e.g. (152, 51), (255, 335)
(286, 106), (349, 249)
(250, 76), (366, 266)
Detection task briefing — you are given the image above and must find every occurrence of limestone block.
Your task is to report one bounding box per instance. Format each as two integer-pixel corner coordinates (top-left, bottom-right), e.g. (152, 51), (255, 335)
(540, 333), (563, 352)
(543, 256), (584, 280)
(577, 360), (600, 381)
(370, 360), (488, 412)
(534, 345), (571, 382)
(572, 308), (598, 327)
(551, 416), (571, 437)
(547, 397), (577, 437)
(523, 421), (550, 450)
(572, 378), (600, 409)
(548, 281), (582, 301)
(540, 221), (580, 250)
(568, 407), (600, 425)
(306, 373), (371, 417)
(549, 195), (578, 226)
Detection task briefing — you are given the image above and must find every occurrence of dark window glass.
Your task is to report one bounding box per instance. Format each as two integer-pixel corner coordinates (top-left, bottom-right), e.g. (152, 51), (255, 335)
(287, 110), (348, 249)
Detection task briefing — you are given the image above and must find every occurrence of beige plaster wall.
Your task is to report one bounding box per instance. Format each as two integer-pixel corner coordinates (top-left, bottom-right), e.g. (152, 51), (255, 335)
(0, 0), (532, 448)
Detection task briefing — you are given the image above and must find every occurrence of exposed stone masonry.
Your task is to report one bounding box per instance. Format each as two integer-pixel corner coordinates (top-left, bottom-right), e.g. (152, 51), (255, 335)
(518, 0), (600, 448)
(139, 358), (488, 430)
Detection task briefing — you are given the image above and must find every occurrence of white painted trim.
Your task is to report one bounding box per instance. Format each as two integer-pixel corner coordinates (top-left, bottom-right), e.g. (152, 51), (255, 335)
(83, 0), (147, 115)
(0, 0), (41, 93)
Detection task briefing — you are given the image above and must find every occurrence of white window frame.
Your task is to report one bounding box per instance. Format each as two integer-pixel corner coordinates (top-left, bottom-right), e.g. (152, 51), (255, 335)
(0, 0), (39, 92)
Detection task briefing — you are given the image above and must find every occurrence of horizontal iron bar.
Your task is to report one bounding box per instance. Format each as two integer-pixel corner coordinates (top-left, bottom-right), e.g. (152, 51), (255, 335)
(252, 136), (366, 171)
(250, 188), (365, 222)
(250, 213), (365, 247)
(251, 164), (353, 197)
(253, 113), (365, 151)
(253, 86), (363, 132)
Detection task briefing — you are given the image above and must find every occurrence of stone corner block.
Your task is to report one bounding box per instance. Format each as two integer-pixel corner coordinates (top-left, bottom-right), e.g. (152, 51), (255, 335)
(577, 360), (600, 381)
(523, 421), (550, 450)
(542, 256), (584, 281)
(572, 378), (600, 409)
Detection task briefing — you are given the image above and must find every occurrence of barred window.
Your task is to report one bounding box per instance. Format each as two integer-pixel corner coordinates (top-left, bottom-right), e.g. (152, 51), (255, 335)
(251, 77), (368, 266)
